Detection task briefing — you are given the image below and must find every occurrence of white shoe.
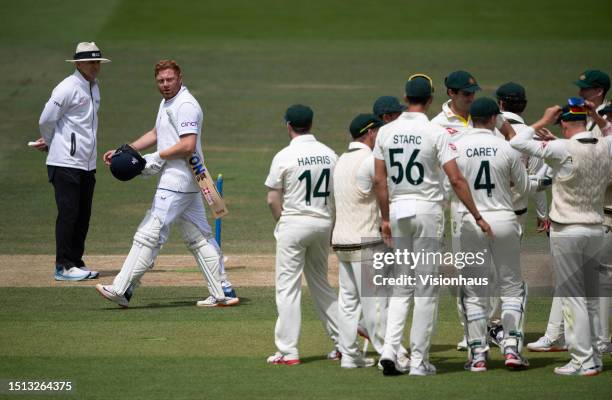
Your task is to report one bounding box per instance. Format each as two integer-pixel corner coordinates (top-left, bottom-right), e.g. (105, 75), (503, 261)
(504, 346), (529, 370)
(409, 360), (436, 376)
(196, 295), (240, 307)
(457, 336), (468, 351)
(55, 266), (90, 281)
(340, 354), (375, 368)
(379, 348), (403, 376)
(95, 284), (130, 308)
(554, 361), (600, 376)
(396, 351), (410, 373)
(78, 266), (100, 279)
(597, 341), (612, 354)
(266, 352), (301, 365)
(526, 336), (567, 352)
(465, 352), (487, 372)
(327, 348), (342, 360)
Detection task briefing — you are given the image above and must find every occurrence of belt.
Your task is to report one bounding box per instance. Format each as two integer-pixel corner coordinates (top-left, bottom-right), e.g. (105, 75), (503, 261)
(332, 240), (384, 252)
(514, 208), (528, 216)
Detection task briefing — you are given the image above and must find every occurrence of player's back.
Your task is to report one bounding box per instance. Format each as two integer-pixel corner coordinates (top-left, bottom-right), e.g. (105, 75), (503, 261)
(454, 129), (528, 212)
(271, 134), (337, 219)
(374, 112), (454, 203)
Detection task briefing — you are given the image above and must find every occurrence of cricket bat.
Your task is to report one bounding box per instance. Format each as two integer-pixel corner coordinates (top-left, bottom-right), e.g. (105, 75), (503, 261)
(166, 109), (229, 218)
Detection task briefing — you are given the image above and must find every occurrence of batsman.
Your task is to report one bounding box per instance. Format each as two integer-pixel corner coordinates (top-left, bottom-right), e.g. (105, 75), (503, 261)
(96, 59), (238, 308)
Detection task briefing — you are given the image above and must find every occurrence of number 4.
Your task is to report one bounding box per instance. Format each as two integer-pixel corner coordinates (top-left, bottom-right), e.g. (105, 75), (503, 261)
(474, 160), (495, 197)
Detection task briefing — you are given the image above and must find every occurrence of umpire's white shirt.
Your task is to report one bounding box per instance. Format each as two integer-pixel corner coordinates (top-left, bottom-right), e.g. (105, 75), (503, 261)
(373, 112), (457, 204)
(156, 86), (203, 193)
(265, 134), (337, 219)
(39, 70), (100, 171)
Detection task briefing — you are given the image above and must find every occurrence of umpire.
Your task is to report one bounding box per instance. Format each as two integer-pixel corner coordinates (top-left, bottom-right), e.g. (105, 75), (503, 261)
(32, 42), (110, 281)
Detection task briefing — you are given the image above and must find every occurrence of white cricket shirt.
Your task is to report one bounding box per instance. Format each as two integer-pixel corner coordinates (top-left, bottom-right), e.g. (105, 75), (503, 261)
(454, 128), (529, 212)
(156, 86), (203, 193)
(265, 134), (338, 219)
(373, 112), (457, 203)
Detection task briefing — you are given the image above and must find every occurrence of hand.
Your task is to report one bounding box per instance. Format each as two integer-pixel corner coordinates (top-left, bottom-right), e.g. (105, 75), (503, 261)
(31, 137), (48, 152)
(495, 114), (505, 130)
(381, 220), (393, 248)
(476, 217), (494, 238)
(142, 151), (165, 176)
(535, 128), (557, 141)
(541, 105), (563, 125)
(536, 217), (550, 233)
(103, 149), (116, 166)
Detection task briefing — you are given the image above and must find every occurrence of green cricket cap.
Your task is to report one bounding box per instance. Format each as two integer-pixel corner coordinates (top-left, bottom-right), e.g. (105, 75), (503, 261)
(445, 70), (481, 92)
(349, 113), (384, 139)
(372, 96), (406, 117)
(469, 97), (501, 118)
(405, 74), (434, 97)
(496, 82), (526, 101)
(284, 104), (313, 128)
(574, 70), (610, 92)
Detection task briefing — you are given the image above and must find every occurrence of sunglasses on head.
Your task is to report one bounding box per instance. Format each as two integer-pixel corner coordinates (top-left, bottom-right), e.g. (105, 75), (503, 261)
(408, 73), (435, 93)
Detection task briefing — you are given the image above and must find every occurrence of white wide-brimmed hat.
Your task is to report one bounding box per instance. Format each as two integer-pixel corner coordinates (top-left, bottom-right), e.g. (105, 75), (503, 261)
(65, 42), (111, 63)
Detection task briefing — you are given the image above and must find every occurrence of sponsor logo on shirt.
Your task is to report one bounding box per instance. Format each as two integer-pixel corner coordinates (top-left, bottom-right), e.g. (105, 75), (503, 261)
(445, 127), (458, 135)
(449, 143), (457, 151)
(181, 121), (198, 128)
(53, 101), (62, 108)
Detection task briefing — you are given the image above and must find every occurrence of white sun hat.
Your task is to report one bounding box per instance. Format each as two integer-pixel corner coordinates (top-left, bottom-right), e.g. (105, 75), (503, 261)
(65, 42), (111, 63)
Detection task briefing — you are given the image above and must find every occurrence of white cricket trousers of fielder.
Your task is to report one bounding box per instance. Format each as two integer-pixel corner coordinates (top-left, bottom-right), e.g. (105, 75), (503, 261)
(337, 257), (388, 356)
(549, 223), (603, 370)
(460, 210), (524, 354)
(112, 189), (225, 293)
(274, 215), (339, 359)
(382, 207), (443, 367)
(543, 226), (612, 346)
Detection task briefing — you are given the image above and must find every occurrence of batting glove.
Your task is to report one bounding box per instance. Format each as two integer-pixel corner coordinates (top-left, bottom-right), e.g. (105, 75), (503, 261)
(142, 152), (165, 176)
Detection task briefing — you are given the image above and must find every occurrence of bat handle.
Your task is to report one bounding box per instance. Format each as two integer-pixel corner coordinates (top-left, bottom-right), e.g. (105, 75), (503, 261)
(215, 174), (223, 246)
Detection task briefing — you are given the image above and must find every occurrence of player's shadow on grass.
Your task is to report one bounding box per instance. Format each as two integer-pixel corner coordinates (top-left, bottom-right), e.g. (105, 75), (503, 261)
(430, 344), (456, 353)
(299, 355), (332, 364)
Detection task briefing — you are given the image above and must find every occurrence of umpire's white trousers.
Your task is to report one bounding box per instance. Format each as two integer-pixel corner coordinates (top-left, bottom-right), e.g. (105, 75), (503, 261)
(337, 256), (388, 357)
(382, 203), (443, 367)
(274, 215), (339, 359)
(549, 222), (603, 370)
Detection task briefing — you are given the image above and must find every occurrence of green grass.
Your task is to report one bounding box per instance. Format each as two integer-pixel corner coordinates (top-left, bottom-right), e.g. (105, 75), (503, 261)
(0, 0), (611, 254)
(0, 287), (610, 400)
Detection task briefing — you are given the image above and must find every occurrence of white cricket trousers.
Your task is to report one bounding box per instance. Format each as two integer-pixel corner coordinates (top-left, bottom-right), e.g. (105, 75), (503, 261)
(460, 210), (524, 354)
(112, 189), (226, 292)
(273, 215), (339, 359)
(382, 206), (443, 367)
(544, 226), (612, 346)
(337, 256), (388, 357)
(549, 222), (603, 370)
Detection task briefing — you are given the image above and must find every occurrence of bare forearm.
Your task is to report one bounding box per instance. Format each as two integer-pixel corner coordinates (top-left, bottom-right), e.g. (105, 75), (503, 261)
(267, 190), (283, 221)
(159, 139), (195, 160)
(130, 129), (157, 152)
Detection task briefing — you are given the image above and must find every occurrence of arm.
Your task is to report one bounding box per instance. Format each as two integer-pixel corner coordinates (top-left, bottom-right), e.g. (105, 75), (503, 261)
(267, 189), (283, 221)
(374, 158), (392, 245)
(510, 106), (563, 159)
(38, 84), (71, 149)
(443, 159), (492, 236)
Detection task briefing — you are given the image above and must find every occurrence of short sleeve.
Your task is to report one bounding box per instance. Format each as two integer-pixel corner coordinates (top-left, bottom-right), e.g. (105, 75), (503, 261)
(265, 153), (285, 189)
(435, 127), (459, 165)
(176, 102), (201, 135)
(373, 132), (385, 160)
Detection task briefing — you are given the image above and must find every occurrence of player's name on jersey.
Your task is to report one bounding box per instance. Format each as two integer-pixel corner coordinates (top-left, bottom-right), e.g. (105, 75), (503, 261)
(465, 147), (498, 158)
(393, 134), (422, 145)
(297, 155), (333, 166)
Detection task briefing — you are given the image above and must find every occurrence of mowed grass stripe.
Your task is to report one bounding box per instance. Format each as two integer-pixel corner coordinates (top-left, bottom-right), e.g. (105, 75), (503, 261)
(0, 287), (610, 399)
